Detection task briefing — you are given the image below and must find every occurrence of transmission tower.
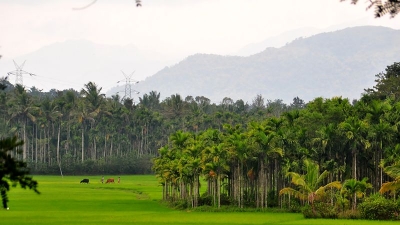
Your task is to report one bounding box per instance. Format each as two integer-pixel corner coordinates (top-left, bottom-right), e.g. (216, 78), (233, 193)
(7, 60), (35, 86)
(117, 70), (139, 99)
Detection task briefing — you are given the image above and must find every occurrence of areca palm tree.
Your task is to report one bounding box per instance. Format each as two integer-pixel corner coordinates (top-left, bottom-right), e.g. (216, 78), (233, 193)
(78, 82), (107, 161)
(339, 116), (370, 179)
(183, 139), (203, 207)
(7, 85), (38, 160)
(203, 143), (229, 208)
(39, 97), (62, 164)
(341, 177), (372, 211)
(223, 124), (248, 208)
(279, 159), (342, 213)
(248, 120), (283, 208)
(73, 100), (98, 162)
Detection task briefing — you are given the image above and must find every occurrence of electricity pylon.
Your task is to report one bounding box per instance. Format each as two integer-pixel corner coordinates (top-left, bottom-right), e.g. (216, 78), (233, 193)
(7, 60), (35, 86)
(117, 70), (139, 99)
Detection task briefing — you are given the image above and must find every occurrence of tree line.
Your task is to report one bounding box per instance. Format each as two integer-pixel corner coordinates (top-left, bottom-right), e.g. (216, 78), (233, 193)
(0, 74), (301, 175)
(152, 62), (400, 219)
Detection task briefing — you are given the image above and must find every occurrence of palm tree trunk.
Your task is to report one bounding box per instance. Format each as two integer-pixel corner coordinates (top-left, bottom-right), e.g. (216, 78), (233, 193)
(217, 174), (221, 208)
(23, 122), (27, 160)
(35, 124), (38, 169)
(104, 134), (106, 159)
(93, 138), (96, 160)
(57, 121), (61, 164)
(81, 126), (84, 162)
(352, 149), (357, 179)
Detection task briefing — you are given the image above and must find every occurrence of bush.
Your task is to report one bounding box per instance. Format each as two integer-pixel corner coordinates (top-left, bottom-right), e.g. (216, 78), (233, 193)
(170, 200), (188, 210)
(281, 196), (302, 212)
(314, 202), (338, 219)
(359, 194), (398, 220)
(301, 205), (319, 218)
(267, 190), (279, 207)
(338, 209), (361, 219)
(198, 193), (212, 206)
(220, 193), (231, 205)
(301, 202), (338, 219)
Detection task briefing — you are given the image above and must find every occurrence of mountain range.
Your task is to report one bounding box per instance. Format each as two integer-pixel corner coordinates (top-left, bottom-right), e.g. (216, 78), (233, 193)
(120, 26), (400, 104)
(1, 26), (399, 104)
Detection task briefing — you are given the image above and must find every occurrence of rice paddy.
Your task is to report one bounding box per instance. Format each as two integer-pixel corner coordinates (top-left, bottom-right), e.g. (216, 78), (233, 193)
(0, 175), (395, 225)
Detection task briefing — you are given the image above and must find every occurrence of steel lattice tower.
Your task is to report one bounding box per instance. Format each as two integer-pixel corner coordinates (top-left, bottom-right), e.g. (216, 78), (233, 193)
(117, 70), (139, 99)
(7, 60), (35, 86)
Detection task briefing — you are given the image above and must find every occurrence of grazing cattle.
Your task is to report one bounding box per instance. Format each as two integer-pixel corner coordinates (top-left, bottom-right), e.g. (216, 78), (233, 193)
(106, 178), (114, 184)
(80, 178), (89, 184)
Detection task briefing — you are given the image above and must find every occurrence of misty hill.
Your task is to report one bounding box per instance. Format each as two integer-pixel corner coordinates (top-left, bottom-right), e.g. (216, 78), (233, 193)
(232, 19), (369, 57)
(0, 40), (175, 92)
(232, 27), (322, 56)
(124, 26), (400, 104)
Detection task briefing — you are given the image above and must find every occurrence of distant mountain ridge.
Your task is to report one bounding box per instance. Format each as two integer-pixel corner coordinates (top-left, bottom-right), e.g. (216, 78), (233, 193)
(124, 26), (400, 104)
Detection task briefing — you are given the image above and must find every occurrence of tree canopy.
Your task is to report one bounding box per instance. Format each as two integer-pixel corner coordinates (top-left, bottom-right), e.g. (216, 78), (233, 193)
(0, 133), (39, 209)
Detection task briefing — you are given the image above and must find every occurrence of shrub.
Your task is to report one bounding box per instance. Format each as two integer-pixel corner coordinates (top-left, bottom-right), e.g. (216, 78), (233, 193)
(281, 197), (301, 212)
(314, 202), (338, 219)
(220, 193), (231, 205)
(301, 205), (320, 218)
(338, 209), (361, 219)
(267, 190), (279, 207)
(301, 202), (339, 219)
(198, 193), (212, 206)
(170, 200), (188, 210)
(359, 194), (398, 220)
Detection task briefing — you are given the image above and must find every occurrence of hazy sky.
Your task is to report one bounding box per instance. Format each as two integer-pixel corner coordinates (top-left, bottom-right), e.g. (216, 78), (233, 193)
(1, 0), (400, 59)
(1, 0), (400, 95)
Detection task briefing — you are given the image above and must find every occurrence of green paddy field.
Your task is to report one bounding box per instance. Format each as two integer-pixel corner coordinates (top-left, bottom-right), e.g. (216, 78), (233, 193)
(0, 175), (395, 225)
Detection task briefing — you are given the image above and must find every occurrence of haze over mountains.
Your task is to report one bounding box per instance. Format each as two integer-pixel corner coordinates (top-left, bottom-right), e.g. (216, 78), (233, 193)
(119, 26), (400, 103)
(1, 26), (399, 104)
(0, 40), (178, 92)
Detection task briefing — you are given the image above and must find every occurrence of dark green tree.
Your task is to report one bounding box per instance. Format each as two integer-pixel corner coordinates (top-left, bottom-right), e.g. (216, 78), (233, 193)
(364, 62), (400, 101)
(0, 136), (40, 209)
(341, 0), (400, 18)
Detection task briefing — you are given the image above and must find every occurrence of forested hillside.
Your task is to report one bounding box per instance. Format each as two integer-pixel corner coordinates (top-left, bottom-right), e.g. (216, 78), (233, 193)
(127, 26), (400, 103)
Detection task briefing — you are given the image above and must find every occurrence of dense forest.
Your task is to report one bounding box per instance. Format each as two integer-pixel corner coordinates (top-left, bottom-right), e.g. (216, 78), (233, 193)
(1, 62), (400, 219)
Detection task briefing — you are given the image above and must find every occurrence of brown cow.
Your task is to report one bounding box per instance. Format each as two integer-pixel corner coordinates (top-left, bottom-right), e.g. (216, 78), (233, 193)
(106, 178), (114, 184)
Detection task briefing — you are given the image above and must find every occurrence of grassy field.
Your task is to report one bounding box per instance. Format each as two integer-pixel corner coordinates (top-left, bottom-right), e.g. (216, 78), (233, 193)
(0, 175), (396, 225)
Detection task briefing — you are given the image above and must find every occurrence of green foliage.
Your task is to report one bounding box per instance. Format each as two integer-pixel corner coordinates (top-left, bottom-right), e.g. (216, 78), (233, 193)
(301, 203), (338, 219)
(337, 209), (361, 219)
(0, 136), (39, 209)
(301, 205), (317, 218)
(341, 0), (400, 18)
(29, 154), (152, 175)
(267, 190), (279, 207)
(199, 193), (212, 206)
(359, 194), (399, 220)
(281, 197), (302, 212)
(169, 199), (188, 210)
(315, 202), (338, 219)
(365, 62), (400, 101)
